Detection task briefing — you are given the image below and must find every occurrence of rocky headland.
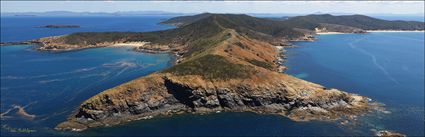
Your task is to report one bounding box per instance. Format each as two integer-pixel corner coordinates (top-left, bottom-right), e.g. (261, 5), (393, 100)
(4, 13), (423, 132)
(55, 29), (375, 131)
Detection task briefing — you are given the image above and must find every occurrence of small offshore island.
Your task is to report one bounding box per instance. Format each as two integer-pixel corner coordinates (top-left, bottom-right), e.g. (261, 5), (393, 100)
(2, 14), (423, 136)
(35, 25), (80, 28)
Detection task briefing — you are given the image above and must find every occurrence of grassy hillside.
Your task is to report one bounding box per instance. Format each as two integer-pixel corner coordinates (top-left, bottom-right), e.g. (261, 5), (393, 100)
(212, 14), (303, 39)
(163, 54), (253, 80)
(283, 14), (425, 30)
(54, 13), (380, 131)
(160, 13), (212, 27)
(44, 13), (424, 51)
(59, 14), (305, 47)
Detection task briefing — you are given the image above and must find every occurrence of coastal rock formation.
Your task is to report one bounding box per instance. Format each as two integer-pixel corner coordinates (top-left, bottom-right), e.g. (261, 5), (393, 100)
(19, 13), (421, 131)
(57, 72), (371, 131)
(49, 14), (380, 131)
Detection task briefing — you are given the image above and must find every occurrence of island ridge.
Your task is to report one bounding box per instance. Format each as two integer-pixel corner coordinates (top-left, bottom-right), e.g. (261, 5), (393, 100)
(3, 14), (423, 132)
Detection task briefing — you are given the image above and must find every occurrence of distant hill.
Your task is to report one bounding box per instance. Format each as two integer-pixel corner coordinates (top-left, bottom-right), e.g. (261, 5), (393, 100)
(163, 13), (424, 31)
(48, 14), (305, 50)
(282, 14), (425, 30)
(30, 13), (425, 53)
(160, 13), (213, 27)
(1, 11), (185, 17)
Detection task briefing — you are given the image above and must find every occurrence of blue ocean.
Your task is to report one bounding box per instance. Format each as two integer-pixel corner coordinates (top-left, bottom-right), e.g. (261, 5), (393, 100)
(1, 16), (424, 136)
(286, 32), (424, 136)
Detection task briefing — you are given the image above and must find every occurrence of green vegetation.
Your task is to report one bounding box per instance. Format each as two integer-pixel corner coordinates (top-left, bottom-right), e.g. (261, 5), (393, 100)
(212, 14), (304, 39)
(184, 31), (232, 58)
(184, 37), (223, 58)
(160, 13), (212, 27)
(163, 14), (305, 40)
(64, 32), (141, 45)
(163, 54), (253, 80)
(283, 14), (424, 30)
(62, 14), (228, 47)
(247, 59), (274, 70)
(61, 13), (424, 47)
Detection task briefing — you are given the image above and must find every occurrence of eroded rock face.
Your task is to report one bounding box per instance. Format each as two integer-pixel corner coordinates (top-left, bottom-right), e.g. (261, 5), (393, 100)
(54, 15), (378, 132)
(56, 71), (372, 131)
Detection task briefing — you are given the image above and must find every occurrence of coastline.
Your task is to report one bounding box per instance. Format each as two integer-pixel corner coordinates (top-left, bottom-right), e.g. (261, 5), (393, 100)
(366, 30), (425, 32)
(1, 12), (423, 134)
(282, 33), (414, 137)
(53, 30), (378, 132)
(316, 32), (347, 35)
(111, 42), (149, 47)
(315, 30), (424, 35)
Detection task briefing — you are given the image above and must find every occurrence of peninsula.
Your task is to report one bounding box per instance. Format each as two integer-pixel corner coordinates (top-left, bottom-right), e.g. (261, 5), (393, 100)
(6, 14), (423, 131)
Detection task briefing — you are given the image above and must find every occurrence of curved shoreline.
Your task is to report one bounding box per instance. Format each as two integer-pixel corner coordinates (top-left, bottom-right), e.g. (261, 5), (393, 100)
(315, 30), (425, 35)
(367, 30), (425, 32)
(52, 30), (379, 132)
(3, 13), (420, 136)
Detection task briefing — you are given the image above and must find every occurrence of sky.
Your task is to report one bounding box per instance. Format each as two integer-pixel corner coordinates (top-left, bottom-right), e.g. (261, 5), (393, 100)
(1, 1), (424, 15)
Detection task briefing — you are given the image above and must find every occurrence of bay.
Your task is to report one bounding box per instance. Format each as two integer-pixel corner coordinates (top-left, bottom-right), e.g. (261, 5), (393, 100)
(1, 16), (423, 136)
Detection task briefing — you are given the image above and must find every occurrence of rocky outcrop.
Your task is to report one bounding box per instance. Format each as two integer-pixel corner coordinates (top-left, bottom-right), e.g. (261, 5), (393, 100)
(57, 71), (372, 131)
(55, 28), (376, 131)
(376, 130), (406, 137)
(3, 13), (407, 134)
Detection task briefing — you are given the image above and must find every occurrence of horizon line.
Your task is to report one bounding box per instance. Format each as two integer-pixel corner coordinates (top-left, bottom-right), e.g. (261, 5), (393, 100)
(2, 11), (424, 16)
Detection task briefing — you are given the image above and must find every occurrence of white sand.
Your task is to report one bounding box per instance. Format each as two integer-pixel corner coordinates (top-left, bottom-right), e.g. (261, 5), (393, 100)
(367, 30), (425, 32)
(317, 30), (424, 35)
(316, 32), (346, 35)
(112, 42), (149, 47)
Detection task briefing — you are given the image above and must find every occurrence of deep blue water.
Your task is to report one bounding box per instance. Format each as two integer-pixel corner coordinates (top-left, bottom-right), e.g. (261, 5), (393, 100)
(0, 46), (173, 136)
(1, 16), (175, 42)
(286, 32), (424, 136)
(1, 16), (424, 136)
(1, 16), (175, 136)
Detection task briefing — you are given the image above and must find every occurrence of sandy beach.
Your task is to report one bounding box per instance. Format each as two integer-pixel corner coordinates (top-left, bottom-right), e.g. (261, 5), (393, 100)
(317, 30), (424, 35)
(367, 30), (425, 32)
(316, 32), (346, 35)
(111, 42), (149, 47)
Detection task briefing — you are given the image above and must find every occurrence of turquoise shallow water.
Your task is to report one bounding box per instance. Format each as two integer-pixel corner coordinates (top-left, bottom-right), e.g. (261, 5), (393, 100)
(1, 46), (173, 136)
(286, 32), (425, 136)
